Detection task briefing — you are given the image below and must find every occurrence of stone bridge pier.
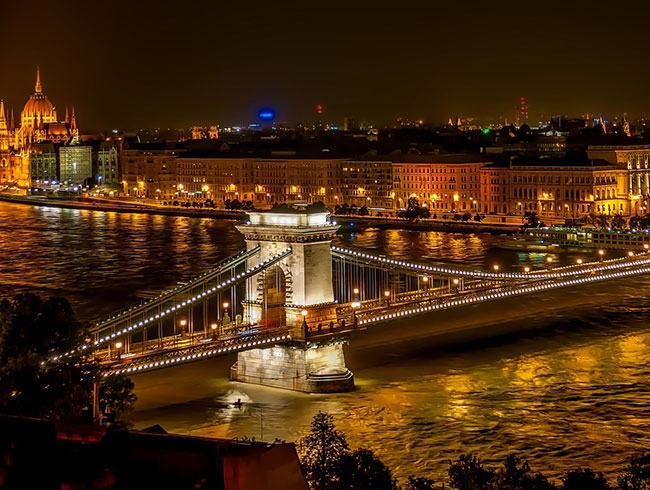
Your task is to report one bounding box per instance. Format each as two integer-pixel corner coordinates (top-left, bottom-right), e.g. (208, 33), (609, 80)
(230, 209), (354, 392)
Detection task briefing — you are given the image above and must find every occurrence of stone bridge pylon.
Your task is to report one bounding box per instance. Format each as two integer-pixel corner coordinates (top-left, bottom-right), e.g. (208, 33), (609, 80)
(231, 209), (355, 392)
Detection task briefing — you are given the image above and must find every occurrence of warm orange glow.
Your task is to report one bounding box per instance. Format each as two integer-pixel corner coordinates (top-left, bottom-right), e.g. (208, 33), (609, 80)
(524, 266), (530, 272)
(114, 341), (123, 349)
(210, 323), (218, 330)
(301, 309), (308, 316)
(452, 278), (459, 285)
(353, 288), (359, 295)
(598, 249), (605, 256)
(384, 290), (390, 297)
(179, 319), (187, 327)
(223, 302), (229, 309)
(577, 258), (583, 264)
(546, 256), (553, 263)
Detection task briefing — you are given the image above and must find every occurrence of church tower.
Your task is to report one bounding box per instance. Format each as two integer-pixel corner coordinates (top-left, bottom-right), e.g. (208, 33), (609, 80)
(0, 100), (9, 151)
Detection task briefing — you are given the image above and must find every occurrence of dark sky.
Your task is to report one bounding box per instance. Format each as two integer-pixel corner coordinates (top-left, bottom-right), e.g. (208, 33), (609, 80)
(2, 0), (649, 130)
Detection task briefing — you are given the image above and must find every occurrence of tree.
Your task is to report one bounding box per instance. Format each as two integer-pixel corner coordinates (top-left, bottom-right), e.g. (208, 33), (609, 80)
(494, 455), (556, 490)
(0, 294), (136, 421)
(474, 214), (484, 222)
(611, 213), (627, 230)
(629, 215), (642, 230)
(100, 374), (137, 422)
(618, 453), (650, 490)
(298, 411), (349, 490)
(404, 476), (437, 490)
(398, 197), (430, 221)
(596, 214), (610, 229)
(561, 469), (611, 490)
(338, 448), (398, 490)
(448, 454), (495, 490)
(461, 213), (472, 222)
(523, 211), (540, 228)
(358, 205), (370, 216)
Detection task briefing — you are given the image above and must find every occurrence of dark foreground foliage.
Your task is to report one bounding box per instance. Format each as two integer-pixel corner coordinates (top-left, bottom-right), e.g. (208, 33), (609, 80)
(0, 293), (136, 423)
(299, 412), (650, 490)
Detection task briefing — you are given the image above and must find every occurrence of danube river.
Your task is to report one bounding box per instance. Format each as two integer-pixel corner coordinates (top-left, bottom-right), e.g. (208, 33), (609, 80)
(2, 201), (650, 482)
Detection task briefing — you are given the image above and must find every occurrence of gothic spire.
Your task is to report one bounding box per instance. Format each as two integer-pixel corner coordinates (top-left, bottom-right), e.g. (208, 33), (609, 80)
(71, 106), (77, 129)
(35, 65), (42, 93)
(10, 107), (14, 131)
(65, 107), (70, 124)
(0, 100), (6, 125)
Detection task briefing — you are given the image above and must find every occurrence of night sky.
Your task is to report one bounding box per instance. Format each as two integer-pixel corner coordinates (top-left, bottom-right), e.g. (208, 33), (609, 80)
(2, 0), (649, 129)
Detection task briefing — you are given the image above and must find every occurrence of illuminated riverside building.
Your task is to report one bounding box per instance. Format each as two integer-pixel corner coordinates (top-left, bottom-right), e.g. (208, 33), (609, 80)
(96, 141), (120, 185)
(176, 154), (344, 205)
(480, 158), (627, 217)
(342, 158), (393, 208)
(392, 155), (485, 212)
(0, 67), (79, 186)
(59, 145), (92, 185)
(29, 143), (58, 182)
(588, 145), (650, 215)
(120, 141), (182, 199)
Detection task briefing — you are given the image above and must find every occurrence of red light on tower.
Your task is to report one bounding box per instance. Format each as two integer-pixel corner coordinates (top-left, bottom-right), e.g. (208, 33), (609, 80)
(520, 97), (528, 120)
(316, 104), (323, 115)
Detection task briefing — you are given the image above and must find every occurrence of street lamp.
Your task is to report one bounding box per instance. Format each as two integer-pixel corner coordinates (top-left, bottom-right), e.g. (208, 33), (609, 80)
(546, 256), (553, 264)
(114, 341), (123, 360)
(628, 251), (634, 257)
(524, 266), (530, 273)
(493, 264), (500, 271)
(353, 287), (359, 295)
(577, 258), (583, 265)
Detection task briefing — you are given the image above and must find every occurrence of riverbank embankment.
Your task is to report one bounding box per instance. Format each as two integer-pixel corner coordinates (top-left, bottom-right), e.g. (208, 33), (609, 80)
(0, 193), (521, 234)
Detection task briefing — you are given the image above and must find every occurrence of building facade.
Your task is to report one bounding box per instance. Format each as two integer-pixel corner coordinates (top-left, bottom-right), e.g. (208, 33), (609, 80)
(30, 143), (58, 183)
(588, 145), (650, 215)
(96, 142), (120, 186)
(120, 143), (181, 199)
(59, 145), (92, 184)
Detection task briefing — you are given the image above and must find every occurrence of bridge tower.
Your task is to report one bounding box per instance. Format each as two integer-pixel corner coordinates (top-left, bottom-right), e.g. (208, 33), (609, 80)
(231, 209), (354, 392)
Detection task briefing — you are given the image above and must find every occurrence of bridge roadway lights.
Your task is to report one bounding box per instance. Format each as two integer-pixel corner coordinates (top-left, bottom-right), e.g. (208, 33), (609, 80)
(230, 341), (354, 393)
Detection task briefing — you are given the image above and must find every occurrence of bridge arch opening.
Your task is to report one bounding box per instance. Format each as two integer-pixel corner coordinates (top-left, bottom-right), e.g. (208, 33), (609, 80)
(262, 265), (287, 327)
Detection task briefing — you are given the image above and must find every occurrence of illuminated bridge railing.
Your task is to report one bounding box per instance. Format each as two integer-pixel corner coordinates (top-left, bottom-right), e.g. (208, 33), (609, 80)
(332, 246), (650, 280)
(356, 262), (650, 327)
(103, 326), (292, 376)
(48, 247), (293, 364)
(90, 245), (261, 334)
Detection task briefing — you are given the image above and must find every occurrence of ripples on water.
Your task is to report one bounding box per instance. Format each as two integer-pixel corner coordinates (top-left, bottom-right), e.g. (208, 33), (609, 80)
(1, 202), (650, 483)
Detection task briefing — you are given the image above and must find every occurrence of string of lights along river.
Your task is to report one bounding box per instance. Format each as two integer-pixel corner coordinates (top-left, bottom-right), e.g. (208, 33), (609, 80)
(2, 200), (650, 481)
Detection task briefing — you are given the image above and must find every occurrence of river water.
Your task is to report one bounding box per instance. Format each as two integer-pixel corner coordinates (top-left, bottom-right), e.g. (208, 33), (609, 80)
(1, 201), (649, 483)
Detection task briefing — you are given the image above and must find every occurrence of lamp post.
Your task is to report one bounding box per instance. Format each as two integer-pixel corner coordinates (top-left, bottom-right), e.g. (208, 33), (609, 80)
(222, 302), (231, 325)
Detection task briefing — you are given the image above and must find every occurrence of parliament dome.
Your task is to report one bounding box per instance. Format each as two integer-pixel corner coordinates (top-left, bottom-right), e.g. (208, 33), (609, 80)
(22, 67), (56, 120)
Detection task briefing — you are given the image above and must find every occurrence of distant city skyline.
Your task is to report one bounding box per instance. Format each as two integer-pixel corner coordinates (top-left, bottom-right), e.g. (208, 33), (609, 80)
(2, 1), (650, 130)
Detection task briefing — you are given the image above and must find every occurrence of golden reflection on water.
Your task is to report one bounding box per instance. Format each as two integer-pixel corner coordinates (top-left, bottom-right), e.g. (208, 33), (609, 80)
(2, 202), (650, 483)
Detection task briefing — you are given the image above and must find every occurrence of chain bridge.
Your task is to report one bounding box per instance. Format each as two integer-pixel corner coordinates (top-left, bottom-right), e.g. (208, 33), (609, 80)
(47, 209), (650, 393)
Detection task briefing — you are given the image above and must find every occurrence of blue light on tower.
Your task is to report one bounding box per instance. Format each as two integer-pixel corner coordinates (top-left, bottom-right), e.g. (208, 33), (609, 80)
(258, 108), (276, 121)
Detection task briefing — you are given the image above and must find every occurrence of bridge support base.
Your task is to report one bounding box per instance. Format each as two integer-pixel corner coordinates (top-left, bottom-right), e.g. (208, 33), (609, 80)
(230, 342), (354, 393)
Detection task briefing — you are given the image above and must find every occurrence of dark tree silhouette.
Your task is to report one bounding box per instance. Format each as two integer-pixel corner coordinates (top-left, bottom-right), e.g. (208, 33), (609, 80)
(561, 469), (611, 490)
(0, 294), (136, 421)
